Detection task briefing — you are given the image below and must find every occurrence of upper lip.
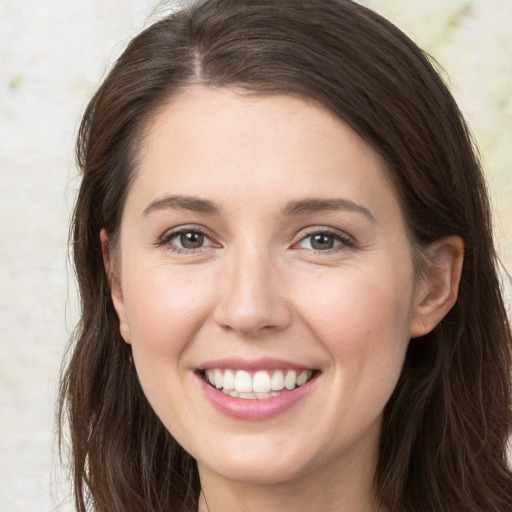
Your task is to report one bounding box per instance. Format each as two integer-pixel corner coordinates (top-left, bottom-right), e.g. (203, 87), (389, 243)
(198, 357), (316, 372)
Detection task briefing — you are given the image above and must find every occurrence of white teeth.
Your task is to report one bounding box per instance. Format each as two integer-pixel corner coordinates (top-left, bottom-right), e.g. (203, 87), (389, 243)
(205, 368), (314, 397)
(284, 370), (297, 390)
(223, 369), (235, 390)
(239, 392), (258, 399)
(234, 370), (252, 392)
(224, 391), (274, 399)
(252, 371), (271, 393)
(270, 370), (284, 391)
(214, 369), (223, 389)
(296, 370), (308, 387)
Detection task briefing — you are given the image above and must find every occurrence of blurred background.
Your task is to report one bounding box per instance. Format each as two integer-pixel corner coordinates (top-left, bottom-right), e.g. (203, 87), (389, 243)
(0, 0), (510, 510)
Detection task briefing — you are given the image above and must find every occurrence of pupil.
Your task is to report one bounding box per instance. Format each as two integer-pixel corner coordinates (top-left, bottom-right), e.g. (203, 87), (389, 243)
(180, 232), (204, 249)
(311, 234), (333, 250)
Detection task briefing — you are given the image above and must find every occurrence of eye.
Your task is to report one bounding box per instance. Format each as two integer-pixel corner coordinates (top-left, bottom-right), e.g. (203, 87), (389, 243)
(160, 228), (217, 252)
(295, 230), (353, 252)
(175, 231), (206, 249)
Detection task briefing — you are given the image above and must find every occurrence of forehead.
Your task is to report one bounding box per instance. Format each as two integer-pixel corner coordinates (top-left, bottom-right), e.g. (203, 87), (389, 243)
(129, 85), (400, 222)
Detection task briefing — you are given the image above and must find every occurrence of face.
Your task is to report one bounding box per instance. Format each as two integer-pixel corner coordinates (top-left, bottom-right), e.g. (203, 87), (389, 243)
(108, 86), (429, 488)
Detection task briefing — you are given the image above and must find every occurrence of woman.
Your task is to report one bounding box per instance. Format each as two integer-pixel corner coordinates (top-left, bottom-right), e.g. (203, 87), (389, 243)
(58, 0), (512, 511)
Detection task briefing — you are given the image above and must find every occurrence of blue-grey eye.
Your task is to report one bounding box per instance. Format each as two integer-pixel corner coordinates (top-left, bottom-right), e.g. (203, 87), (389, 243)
(310, 233), (336, 250)
(297, 231), (348, 251)
(178, 231), (205, 249)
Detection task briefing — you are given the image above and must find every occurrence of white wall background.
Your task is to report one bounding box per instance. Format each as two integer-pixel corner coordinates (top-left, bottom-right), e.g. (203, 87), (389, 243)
(0, 1), (510, 510)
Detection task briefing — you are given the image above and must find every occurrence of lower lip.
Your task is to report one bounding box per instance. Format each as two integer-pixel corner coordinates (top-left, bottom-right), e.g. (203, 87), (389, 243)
(198, 373), (318, 421)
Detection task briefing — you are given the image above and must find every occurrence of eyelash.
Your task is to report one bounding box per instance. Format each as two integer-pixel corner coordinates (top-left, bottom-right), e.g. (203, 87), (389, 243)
(156, 227), (354, 254)
(157, 227), (216, 253)
(293, 228), (354, 253)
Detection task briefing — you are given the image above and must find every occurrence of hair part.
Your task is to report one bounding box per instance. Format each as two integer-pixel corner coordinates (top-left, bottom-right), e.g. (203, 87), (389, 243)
(59, 1), (512, 511)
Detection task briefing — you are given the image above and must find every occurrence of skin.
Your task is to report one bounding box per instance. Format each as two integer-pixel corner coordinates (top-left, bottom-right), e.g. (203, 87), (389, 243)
(103, 86), (463, 512)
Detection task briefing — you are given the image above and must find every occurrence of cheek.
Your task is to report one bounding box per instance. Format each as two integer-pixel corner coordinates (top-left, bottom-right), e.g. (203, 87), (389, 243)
(297, 269), (413, 384)
(119, 266), (216, 431)
(301, 270), (412, 338)
(121, 264), (214, 359)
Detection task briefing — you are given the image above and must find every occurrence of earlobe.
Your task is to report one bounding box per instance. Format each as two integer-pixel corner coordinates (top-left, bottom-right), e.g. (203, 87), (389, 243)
(100, 229), (131, 344)
(409, 236), (464, 338)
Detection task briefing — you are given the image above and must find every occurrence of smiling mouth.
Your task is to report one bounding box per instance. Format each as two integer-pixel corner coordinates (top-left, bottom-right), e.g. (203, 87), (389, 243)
(200, 368), (317, 399)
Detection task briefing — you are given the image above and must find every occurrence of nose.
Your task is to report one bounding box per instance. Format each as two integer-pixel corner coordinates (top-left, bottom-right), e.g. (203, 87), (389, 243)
(213, 246), (292, 337)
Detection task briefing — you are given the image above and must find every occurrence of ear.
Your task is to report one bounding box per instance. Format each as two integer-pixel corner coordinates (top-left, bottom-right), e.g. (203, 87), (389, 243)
(100, 229), (131, 343)
(409, 236), (464, 338)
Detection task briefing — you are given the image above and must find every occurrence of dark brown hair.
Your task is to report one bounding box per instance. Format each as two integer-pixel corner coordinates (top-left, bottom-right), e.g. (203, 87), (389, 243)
(59, 1), (512, 510)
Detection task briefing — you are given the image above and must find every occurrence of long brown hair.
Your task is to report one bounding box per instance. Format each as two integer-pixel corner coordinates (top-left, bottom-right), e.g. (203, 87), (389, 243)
(58, 1), (512, 510)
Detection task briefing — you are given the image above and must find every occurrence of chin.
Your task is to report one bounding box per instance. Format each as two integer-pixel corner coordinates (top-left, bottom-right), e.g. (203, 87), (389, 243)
(202, 458), (306, 486)
(194, 436), (317, 486)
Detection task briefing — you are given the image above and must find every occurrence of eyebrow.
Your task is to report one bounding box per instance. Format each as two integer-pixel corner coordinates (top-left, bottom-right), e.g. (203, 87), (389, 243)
(282, 198), (376, 222)
(143, 195), (220, 216)
(142, 194), (375, 222)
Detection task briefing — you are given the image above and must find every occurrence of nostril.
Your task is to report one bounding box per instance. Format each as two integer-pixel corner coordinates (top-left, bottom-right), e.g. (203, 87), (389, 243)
(214, 300), (293, 337)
